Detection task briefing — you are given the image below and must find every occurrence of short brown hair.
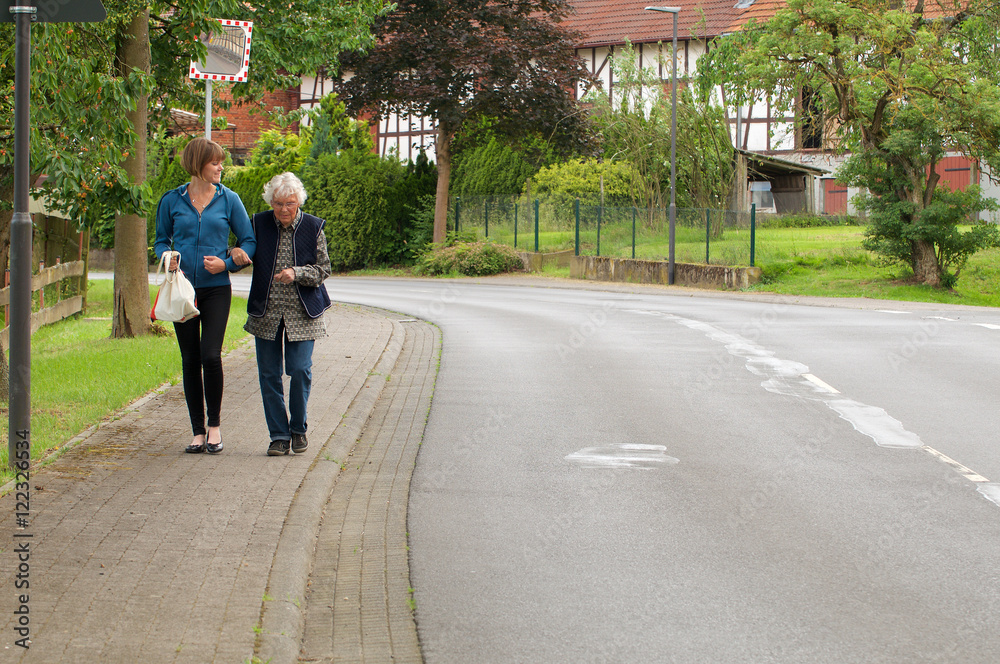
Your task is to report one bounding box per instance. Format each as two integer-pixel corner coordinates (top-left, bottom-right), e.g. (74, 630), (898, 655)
(180, 138), (226, 177)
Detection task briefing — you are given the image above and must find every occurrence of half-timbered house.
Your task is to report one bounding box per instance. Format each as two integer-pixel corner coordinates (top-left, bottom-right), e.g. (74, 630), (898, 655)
(291, 1), (997, 216)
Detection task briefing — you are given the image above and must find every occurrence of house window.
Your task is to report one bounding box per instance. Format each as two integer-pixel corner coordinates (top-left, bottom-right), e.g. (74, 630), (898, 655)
(749, 181), (775, 210)
(801, 87), (823, 150)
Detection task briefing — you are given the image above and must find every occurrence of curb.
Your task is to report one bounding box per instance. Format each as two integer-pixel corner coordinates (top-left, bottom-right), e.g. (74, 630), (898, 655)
(256, 317), (407, 664)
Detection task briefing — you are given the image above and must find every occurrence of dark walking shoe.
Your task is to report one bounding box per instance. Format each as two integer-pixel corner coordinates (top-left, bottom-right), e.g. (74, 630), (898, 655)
(267, 439), (290, 456)
(291, 432), (308, 454)
(206, 440), (224, 454)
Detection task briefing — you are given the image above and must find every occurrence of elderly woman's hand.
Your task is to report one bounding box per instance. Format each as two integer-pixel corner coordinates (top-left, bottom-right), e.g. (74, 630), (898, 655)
(274, 268), (296, 285)
(231, 247), (252, 266)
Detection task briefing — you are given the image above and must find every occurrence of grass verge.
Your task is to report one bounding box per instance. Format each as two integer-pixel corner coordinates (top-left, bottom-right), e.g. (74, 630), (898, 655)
(0, 279), (250, 483)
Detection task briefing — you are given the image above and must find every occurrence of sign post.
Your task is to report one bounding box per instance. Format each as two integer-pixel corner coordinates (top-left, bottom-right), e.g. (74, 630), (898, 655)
(189, 19), (254, 140)
(2, 1), (108, 469)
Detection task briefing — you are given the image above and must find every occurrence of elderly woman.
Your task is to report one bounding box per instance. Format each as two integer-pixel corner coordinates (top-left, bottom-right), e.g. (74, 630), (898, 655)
(245, 172), (332, 456)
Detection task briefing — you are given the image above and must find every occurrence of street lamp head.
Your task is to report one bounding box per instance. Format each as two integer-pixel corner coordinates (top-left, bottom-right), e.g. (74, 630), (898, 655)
(644, 6), (681, 13)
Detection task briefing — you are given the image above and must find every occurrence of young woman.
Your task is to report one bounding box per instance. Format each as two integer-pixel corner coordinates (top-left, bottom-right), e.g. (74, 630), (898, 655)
(154, 138), (256, 454)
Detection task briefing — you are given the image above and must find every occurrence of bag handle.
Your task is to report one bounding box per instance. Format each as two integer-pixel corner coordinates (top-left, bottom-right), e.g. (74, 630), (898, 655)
(155, 251), (181, 285)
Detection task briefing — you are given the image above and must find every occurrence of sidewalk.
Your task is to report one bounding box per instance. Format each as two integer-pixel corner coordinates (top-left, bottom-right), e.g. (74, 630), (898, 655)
(0, 303), (436, 663)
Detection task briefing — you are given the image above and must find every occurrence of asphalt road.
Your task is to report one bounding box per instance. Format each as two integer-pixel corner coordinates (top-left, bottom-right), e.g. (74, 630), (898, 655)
(322, 276), (1000, 664)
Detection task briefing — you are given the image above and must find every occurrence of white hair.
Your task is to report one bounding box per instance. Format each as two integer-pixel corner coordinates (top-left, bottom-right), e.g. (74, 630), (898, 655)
(262, 172), (308, 206)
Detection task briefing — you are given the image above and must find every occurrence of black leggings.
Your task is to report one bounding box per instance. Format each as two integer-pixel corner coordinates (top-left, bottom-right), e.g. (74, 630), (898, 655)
(173, 285), (232, 436)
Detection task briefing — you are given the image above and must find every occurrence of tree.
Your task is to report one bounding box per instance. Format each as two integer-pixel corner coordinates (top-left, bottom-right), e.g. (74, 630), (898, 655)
(333, 0), (596, 244)
(1, 0), (383, 337)
(697, 0), (1000, 286)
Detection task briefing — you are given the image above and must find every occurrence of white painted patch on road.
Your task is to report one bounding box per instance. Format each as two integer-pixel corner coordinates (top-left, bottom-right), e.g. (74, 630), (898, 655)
(974, 323), (1000, 330)
(876, 309), (911, 314)
(976, 484), (1000, 507)
(825, 399), (923, 449)
(925, 316), (958, 322)
(565, 444), (679, 469)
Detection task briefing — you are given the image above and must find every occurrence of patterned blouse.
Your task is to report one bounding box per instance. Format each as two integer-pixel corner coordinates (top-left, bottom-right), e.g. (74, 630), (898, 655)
(244, 210), (332, 342)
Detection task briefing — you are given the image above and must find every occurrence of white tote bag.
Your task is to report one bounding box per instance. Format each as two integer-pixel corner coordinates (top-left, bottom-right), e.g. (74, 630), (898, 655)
(150, 251), (200, 323)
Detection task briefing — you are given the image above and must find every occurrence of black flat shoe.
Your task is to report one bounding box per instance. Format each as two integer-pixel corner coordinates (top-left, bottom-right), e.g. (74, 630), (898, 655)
(206, 440), (224, 454)
(185, 443), (206, 454)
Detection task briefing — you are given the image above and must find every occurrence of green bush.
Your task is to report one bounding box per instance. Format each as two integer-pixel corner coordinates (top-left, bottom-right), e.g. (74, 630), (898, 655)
(387, 152), (438, 262)
(451, 136), (536, 196)
(224, 164), (284, 216)
(530, 158), (638, 209)
(416, 241), (524, 276)
(301, 150), (407, 270)
(400, 194), (437, 263)
(307, 94), (374, 160)
(224, 130), (312, 215)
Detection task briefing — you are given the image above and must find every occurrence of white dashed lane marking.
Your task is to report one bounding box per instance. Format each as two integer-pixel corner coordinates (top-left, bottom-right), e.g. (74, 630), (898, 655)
(802, 373), (840, 394)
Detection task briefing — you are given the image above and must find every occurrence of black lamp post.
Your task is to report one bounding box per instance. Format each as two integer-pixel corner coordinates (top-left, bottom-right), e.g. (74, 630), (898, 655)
(3, 0), (108, 468)
(644, 6), (680, 285)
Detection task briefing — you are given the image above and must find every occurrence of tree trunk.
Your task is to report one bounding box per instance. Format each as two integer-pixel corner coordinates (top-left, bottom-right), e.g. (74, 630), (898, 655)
(433, 124), (453, 245)
(112, 9), (151, 338)
(910, 238), (940, 287)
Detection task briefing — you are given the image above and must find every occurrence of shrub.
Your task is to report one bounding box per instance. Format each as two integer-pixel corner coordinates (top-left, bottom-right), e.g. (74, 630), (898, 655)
(530, 158), (637, 209)
(451, 136), (537, 196)
(387, 152), (438, 262)
(416, 241), (524, 276)
(307, 94), (374, 160)
(224, 130), (312, 215)
(301, 150), (407, 270)
(401, 194), (437, 263)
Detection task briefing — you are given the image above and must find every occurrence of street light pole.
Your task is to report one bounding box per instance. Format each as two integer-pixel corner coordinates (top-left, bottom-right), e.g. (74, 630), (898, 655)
(4, 0), (108, 468)
(644, 6), (680, 285)
(9, 3), (34, 470)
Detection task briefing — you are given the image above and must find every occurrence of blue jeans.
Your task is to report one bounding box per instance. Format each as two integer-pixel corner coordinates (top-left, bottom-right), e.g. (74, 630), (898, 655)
(254, 321), (315, 442)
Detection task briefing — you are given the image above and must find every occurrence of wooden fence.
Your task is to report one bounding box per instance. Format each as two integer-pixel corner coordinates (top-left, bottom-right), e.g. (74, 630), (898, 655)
(0, 215), (90, 347)
(0, 260), (86, 347)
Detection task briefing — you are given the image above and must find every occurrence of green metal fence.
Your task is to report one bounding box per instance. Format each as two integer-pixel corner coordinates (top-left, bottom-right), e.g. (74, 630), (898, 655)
(451, 195), (757, 266)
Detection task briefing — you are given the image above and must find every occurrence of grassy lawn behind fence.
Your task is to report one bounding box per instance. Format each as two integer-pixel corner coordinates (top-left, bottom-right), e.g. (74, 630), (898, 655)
(489, 221), (1000, 308)
(0, 280), (250, 483)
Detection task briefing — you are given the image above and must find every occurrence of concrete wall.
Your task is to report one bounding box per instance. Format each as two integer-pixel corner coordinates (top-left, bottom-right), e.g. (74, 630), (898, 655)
(517, 250), (575, 272)
(569, 255), (762, 290)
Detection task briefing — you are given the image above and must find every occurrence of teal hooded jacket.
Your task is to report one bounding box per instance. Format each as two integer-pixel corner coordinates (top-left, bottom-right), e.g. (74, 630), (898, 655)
(154, 183), (256, 288)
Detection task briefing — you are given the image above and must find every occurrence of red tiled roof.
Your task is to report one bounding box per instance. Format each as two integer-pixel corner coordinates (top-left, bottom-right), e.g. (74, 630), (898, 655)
(563, 0), (782, 46)
(564, 0), (966, 47)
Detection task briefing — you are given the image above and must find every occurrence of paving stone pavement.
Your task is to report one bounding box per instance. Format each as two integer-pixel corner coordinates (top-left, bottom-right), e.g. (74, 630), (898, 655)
(0, 303), (435, 664)
(293, 317), (437, 664)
